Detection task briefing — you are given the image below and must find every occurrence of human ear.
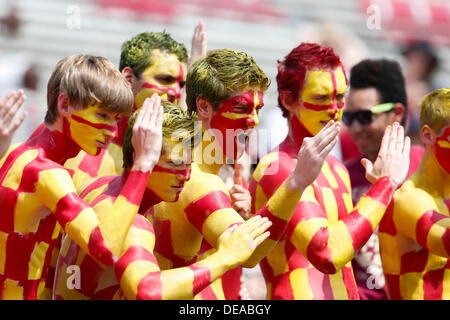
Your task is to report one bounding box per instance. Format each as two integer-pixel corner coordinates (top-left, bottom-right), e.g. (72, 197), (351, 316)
(196, 97), (214, 120)
(392, 103), (405, 124)
(280, 92), (298, 115)
(56, 93), (71, 117)
(420, 125), (434, 147)
(122, 67), (139, 93)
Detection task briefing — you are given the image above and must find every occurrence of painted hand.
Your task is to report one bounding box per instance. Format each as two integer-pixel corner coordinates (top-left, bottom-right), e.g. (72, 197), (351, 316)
(230, 163), (251, 219)
(0, 90), (27, 159)
(288, 120), (341, 191)
(131, 93), (163, 173)
(217, 215), (271, 268)
(362, 122), (410, 185)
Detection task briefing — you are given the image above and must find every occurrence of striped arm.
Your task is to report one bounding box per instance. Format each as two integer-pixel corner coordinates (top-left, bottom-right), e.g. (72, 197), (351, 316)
(392, 182), (450, 258)
(289, 176), (397, 274)
(115, 216), (237, 300)
(35, 165), (150, 265)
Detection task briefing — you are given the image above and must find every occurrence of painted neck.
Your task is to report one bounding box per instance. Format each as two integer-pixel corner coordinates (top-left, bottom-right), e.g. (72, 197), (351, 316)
(283, 114), (313, 154)
(417, 149), (450, 198)
(123, 169), (161, 212)
(29, 122), (79, 164)
(194, 126), (225, 175)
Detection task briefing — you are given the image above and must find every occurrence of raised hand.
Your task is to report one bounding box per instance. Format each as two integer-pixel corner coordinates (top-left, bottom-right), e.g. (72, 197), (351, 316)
(0, 90), (27, 159)
(131, 93), (163, 173)
(362, 122), (410, 185)
(230, 163), (251, 220)
(286, 120), (341, 191)
(188, 20), (207, 67)
(217, 215), (272, 268)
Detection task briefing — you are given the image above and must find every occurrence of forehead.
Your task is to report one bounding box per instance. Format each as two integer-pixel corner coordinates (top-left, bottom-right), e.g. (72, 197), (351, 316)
(221, 88), (263, 107)
(160, 139), (192, 163)
(347, 87), (380, 111)
(142, 49), (183, 76)
(303, 67), (347, 95)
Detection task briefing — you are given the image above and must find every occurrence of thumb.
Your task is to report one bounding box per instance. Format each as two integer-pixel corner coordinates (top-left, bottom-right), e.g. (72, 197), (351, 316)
(361, 158), (373, 173)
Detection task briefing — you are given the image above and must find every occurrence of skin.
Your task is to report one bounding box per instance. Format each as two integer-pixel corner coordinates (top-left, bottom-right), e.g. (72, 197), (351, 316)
(250, 64), (411, 300)
(346, 87), (405, 162)
(379, 123), (450, 300)
(0, 90), (27, 159)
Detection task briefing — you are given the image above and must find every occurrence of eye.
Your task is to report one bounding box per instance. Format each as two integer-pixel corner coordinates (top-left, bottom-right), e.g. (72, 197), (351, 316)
(232, 105), (250, 112)
(96, 112), (111, 121)
(179, 81), (186, 89)
(336, 94), (345, 101)
(155, 75), (176, 85)
(313, 95), (329, 102)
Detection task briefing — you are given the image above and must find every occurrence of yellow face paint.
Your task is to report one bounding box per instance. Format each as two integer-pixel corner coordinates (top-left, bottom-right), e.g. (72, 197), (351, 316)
(65, 102), (117, 156)
(298, 67), (347, 135)
(134, 49), (186, 109)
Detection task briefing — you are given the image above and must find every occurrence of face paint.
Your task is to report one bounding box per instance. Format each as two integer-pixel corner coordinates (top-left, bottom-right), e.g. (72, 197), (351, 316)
(146, 147), (192, 202)
(134, 49), (186, 109)
(435, 126), (450, 175)
(64, 102), (117, 156)
(210, 89), (263, 160)
(298, 67), (347, 135)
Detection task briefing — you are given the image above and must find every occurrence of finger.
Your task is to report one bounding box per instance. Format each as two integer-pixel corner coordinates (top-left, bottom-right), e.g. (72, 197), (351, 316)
(402, 136), (411, 158)
(379, 125), (392, 157)
(250, 219), (272, 238)
(387, 122), (399, 153)
(246, 216), (270, 234)
(318, 134), (339, 158)
(252, 231), (271, 248)
(361, 158), (374, 177)
(232, 200), (248, 210)
(241, 215), (262, 233)
(5, 93), (26, 123)
(233, 163), (243, 185)
(0, 91), (19, 116)
(395, 124), (405, 154)
(135, 98), (151, 128)
(315, 122), (340, 151)
(7, 111), (27, 133)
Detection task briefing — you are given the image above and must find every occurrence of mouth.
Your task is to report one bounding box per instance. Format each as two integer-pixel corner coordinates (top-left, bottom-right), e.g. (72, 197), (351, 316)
(170, 185), (184, 192)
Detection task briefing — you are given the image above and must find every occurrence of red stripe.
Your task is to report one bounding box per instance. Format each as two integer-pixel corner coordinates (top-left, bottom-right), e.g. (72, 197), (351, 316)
(271, 273), (294, 300)
(115, 245), (158, 281)
(0, 188), (17, 233)
(77, 148), (106, 178)
(285, 201), (325, 239)
(379, 201), (397, 235)
(153, 219), (174, 263)
(342, 210), (374, 250)
(400, 249), (428, 274)
(258, 206), (288, 241)
(4, 234), (35, 280)
(443, 228), (450, 256)
(54, 192), (86, 230)
(78, 254), (105, 297)
(303, 102), (344, 111)
(423, 268), (445, 299)
(189, 265), (212, 295)
(118, 170), (150, 206)
(384, 274), (402, 299)
(71, 114), (116, 132)
(342, 266), (359, 300)
(88, 226), (114, 265)
(307, 228), (336, 274)
(285, 241), (309, 269)
(184, 191), (232, 232)
(221, 267), (242, 300)
(79, 175), (116, 199)
(137, 272), (162, 300)
(196, 283), (218, 300)
(416, 210), (447, 250)
(365, 176), (397, 206)
(131, 215), (154, 233)
(307, 268), (333, 299)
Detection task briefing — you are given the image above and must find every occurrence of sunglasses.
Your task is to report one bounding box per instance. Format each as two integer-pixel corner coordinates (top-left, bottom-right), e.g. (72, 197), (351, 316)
(342, 103), (395, 126)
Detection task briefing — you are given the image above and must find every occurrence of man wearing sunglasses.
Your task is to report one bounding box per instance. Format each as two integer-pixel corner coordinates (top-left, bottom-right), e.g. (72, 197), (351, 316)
(344, 59), (425, 300)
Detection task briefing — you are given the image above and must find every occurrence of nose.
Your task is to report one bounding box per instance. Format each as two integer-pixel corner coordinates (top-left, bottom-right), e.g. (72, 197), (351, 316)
(177, 167), (191, 182)
(246, 112), (259, 129)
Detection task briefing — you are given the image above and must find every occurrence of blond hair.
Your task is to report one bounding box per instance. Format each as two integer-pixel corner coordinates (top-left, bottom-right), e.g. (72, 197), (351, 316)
(45, 55), (134, 124)
(419, 88), (450, 133)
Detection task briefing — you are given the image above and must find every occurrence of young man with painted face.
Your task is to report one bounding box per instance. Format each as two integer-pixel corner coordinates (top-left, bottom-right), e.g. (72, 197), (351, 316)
(152, 48), (342, 299)
(65, 31), (188, 189)
(249, 43), (411, 300)
(0, 55), (162, 299)
(379, 88), (450, 300)
(344, 59), (425, 300)
(52, 102), (272, 300)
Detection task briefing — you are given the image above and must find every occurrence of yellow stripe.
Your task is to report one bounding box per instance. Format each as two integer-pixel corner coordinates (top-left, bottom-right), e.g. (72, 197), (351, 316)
(354, 196), (386, 229)
(161, 267), (194, 300)
(35, 168), (75, 213)
(253, 184), (267, 213)
(321, 161), (339, 189)
(290, 268), (314, 299)
(342, 192), (353, 212)
(442, 269), (450, 299)
(2, 279), (24, 299)
(28, 242), (50, 280)
(209, 278), (226, 300)
(334, 165), (351, 192)
(322, 188), (338, 223)
(0, 231), (7, 274)
(120, 260), (158, 300)
(328, 220), (354, 270)
(202, 208), (242, 248)
(290, 217), (328, 256)
(14, 192), (45, 233)
(266, 241), (289, 277)
(399, 272), (424, 300)
(252, 153), (278, 183)
(378, 232), (401, 275)
(427, 218), (450, 257)
(0, 143), (20, 168)
(98, 143), (124, 177)
(221, 112), (251, 120)
(123, 226), (155, 252)
(329, 270), (349, 299)
(64, 207), (98, 254)
(2, 149), (39, 190)
(267, 183), (301, 220)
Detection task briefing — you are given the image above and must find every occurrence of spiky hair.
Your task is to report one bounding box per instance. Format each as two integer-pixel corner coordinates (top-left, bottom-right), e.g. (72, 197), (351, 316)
(123, 102), (200, 169)
(420, 88), (450, 133)
(119, 31), (188, 77)
(186, 48), (270, 113)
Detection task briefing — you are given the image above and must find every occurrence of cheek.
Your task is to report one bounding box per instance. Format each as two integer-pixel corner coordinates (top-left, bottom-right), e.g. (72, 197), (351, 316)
(298, 108), (327, 134)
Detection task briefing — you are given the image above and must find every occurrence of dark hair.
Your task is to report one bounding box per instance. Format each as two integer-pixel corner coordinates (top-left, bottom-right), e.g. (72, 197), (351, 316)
(350, 59), (408, 126)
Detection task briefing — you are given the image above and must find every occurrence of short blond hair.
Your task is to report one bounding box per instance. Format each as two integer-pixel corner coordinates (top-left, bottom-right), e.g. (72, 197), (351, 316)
(45, 55), (134, 124)
(419, 88), (450, 133)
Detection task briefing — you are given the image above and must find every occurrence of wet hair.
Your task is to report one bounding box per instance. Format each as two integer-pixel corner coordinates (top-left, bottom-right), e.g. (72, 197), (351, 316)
(122, 101), (200, 169)
(119, 31), (188, 77)
(350, 58), (407, 126)
(276, 43), (345, 118)
(45, 55), (133, 124)
(186, 48), (270, 113)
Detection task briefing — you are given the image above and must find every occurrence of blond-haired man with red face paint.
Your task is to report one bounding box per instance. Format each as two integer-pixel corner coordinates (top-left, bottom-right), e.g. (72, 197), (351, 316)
(379, 88), (450, 300)
(53, 101), (272, 300)
(152, 48), (342, 299)
(0, 55), (163, 299)
(249, 43), (411, 300)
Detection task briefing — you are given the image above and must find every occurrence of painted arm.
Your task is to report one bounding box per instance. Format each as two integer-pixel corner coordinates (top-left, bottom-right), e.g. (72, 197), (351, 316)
(115, 215), (271, 300)
(393, 185), (450, 258)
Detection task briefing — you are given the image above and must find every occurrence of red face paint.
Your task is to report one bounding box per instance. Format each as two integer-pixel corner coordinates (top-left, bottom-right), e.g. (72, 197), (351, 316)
(435, 126), (450, 174)
(141, 64), (184, 103)
(210, 89), (263, 160)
